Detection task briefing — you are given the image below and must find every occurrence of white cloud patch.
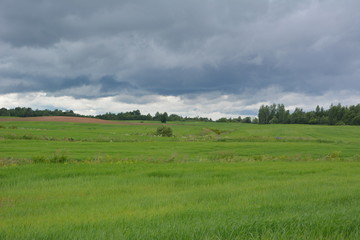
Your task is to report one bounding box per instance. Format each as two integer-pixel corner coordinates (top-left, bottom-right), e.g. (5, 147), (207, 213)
(1, 88), (359, 120)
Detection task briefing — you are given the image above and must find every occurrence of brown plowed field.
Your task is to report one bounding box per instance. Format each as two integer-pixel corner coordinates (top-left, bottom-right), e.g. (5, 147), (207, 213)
(0, 116), (163, 125)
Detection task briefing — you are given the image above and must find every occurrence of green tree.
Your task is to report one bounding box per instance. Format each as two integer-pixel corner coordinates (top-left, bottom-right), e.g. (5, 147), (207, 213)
(252, 117), (259, 124)
(160, 112), (168, 123)
(290, 108), (307, 124)
(258, 105), (270, 124)
(269, 116), (279, 124)
(276, 104), (289, 123)
(0, 108), (10, 116)
(242, 117), (252, 123)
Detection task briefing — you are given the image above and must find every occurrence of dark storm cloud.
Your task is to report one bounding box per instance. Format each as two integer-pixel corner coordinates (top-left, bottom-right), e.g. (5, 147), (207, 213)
(131, 63), (275, 95)
(0, 0), (269, 47)
(0, 0), (360, 99)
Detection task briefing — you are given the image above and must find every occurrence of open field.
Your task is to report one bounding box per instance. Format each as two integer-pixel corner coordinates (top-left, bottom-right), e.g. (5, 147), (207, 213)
(1, 117), (360, 239)
(1, 117), (360, 163)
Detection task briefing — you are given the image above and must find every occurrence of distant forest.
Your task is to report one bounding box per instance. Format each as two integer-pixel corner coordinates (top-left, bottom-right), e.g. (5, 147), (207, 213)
(258, 104), (360, 125)
(0, 107), (211, 123)
(1, 103), (360, 125)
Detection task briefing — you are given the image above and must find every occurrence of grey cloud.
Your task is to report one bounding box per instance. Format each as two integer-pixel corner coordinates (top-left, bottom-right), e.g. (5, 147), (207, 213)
(0, 0), (360, 102)
(0, 0), (268, 47)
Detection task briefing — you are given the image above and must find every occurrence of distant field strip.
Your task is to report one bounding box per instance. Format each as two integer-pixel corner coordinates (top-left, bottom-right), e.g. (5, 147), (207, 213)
(1, 139), (359, 163)
(0, 120), (360, 163)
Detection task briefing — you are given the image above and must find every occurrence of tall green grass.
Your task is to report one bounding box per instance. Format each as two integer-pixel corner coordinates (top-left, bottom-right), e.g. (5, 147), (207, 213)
(1, 162), (360, 239)
(1, 121), (360, 238)
(0, 121), (359, 163)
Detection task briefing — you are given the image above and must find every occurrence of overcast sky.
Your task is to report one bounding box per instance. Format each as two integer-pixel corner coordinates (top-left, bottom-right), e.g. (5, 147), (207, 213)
(1, 0), (360, 119)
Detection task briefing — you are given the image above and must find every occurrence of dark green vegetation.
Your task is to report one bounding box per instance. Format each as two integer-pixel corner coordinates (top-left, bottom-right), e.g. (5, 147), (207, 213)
(0, 107), (206, 122)
(1, 120), (360, 239)
(0, 107), (79, 118)
(156, 125), (173, 137)
(3, 102), (360, 125)
(258, 103), (360, 125)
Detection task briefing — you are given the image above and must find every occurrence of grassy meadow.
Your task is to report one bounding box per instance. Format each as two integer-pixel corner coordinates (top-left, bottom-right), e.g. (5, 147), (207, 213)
(0, 120), (359, 163)
(1, 119), (360, 239)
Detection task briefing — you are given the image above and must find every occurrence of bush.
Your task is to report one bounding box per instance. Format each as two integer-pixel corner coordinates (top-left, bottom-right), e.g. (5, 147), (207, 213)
(32, 156), (48, 163)
(32, 151), (70, 163)
(156, 126), (173, 137)
(50, 150), (69, 163)
(209, 128), (225, 135)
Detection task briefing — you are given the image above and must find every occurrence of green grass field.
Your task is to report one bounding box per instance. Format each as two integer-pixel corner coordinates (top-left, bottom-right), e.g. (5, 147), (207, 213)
(1, 121), (359, 163)
(1, 120), (360, 239)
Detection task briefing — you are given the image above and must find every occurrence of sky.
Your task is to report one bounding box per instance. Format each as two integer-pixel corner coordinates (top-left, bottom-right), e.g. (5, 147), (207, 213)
(1, 0), (360, 119)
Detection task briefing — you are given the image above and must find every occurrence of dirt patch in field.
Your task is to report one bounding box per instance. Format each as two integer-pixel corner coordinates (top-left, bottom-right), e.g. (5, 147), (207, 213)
(0, 116), (164, 126)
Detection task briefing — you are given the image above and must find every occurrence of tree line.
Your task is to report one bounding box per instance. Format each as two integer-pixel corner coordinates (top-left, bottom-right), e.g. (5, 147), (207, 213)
(95, 111), (211, 122)
(0, 107), (79, 117)
(258, 104), (360, 125)
(2, 104), (360, 125)
(0, 107), (213, 123)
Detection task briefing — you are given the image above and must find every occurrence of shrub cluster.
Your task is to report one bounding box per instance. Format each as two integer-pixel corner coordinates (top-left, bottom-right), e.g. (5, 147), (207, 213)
(32, 151), (69, 163)
(156, 126), (173, 137)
